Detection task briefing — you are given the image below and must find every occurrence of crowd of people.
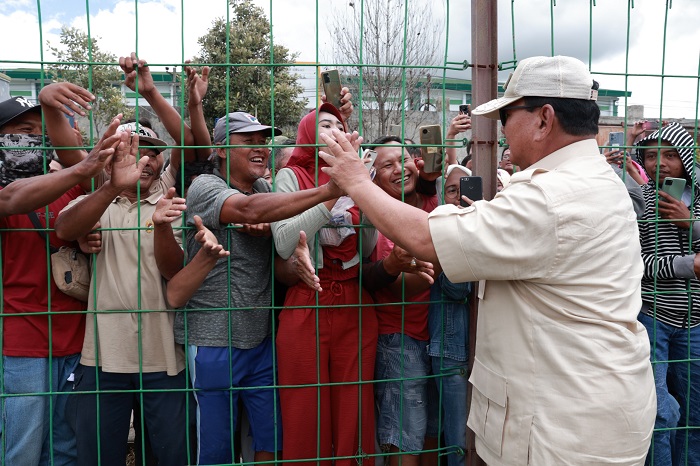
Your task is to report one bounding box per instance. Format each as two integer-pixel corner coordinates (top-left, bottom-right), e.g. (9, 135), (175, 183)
(0, 52), (697, 466)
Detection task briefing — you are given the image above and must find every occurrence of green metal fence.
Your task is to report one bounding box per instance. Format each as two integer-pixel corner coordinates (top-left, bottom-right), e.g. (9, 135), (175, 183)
(0, 0), (699, 465)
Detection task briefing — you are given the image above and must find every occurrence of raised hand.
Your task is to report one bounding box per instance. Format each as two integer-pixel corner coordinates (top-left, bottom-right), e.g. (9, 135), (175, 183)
(322, 86), (353, 122)
(119, 52), (156, 95)
(38, 82), (94, 118)
(185, 63), (210, 107)
(291, 231), (322, 292)
(319, 129), (371, 193)
(109, 132), (150, 191)
(75, 114), (124, 179)
(153, 187), (187, 225)
(193, 215), (229, 259)
(447, 114), (472, 138)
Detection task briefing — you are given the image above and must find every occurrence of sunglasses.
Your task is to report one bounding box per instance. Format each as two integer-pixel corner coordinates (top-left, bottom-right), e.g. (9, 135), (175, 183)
(499, 105), (541, 127)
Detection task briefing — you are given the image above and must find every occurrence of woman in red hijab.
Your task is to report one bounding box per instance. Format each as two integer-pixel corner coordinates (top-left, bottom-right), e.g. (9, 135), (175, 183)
(271, 102), (378, 466)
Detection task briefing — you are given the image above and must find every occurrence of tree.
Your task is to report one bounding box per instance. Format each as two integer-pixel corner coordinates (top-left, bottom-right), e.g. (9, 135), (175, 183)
(327, 0), (444, 137)
(194, 0), (307, 136)
(47, 26), (133, 137)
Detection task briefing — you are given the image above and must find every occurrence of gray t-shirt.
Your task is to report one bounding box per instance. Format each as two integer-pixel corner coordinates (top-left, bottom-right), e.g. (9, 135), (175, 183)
(173, 174), (272, 349)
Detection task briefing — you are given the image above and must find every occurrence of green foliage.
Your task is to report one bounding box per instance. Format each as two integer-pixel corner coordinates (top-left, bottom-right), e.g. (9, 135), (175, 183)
(194, 0), (306, 136)
(47, 26), (133, 137)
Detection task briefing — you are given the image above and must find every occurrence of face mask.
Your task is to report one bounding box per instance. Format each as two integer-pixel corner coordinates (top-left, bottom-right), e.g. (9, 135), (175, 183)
(0, 134), (57, 187)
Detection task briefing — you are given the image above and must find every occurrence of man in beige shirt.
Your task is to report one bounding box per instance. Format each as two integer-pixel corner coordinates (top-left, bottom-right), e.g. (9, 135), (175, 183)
(55, 127), (188, 466)
(317, 56), (656, 465)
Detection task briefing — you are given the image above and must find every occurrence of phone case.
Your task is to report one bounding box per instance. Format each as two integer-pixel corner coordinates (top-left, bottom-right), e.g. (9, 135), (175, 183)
(419, 125), (443, 173)
(608, 132), (624, 147)
(661, 177), (686, 201)
(321, 70), (342, 109)
(459, 176), (483, 206)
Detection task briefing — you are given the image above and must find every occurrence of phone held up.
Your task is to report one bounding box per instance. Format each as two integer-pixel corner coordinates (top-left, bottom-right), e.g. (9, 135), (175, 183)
(459, 104), (471, 116)
(362, 149), (378, 181)
(419, 125), (443, 174)
(388, 124), (402, 137)
(608, 132), (624, 148)
(660, 177), (686, 201)
(459, 176), (483, 207)
(321, 69), (342, 110)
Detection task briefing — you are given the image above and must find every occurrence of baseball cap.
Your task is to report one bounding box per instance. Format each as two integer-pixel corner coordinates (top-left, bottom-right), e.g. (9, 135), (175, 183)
(116, 122), (167, 153)
(0, 97), (42, 131)
(472, 56), (599, 119)
(213, 112), (281, 144)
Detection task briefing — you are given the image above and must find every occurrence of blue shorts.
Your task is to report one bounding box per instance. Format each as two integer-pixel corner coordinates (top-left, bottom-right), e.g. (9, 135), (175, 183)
(375, 333), (431, 453)
(189, 337), (282, 464)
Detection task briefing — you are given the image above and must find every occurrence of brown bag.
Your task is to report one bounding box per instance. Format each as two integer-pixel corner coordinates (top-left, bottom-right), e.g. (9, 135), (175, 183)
(50, 246), (90, 301)
(28, 212), (90, 302)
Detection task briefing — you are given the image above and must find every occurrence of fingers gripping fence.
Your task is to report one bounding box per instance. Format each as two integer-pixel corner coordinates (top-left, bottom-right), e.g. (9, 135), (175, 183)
(0, 1), (698, 465)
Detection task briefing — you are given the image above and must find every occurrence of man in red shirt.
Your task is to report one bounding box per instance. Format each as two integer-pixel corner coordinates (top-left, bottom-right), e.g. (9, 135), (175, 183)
(0, 86), (124, 465)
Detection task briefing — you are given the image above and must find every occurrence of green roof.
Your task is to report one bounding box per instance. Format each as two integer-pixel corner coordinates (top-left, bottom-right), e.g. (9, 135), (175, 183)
(1, 68), (178, 83)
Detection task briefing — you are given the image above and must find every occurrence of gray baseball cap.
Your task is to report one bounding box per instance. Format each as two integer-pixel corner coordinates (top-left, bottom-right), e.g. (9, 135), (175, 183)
(213, 112), (281, 144)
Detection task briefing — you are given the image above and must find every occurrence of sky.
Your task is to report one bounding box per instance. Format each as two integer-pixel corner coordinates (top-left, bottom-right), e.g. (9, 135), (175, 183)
(1, 0), (699, 119)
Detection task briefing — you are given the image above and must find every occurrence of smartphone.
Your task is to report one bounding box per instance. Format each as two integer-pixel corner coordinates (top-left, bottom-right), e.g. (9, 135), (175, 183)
(459, 104), (471, 116)
(660, 177), (686, 201)
(643, 120), (660, 131)
(65, 105), (75, 128)
(419, 125), (443, 173)
(362, 149), (378, 180)
(321, 69), (342, 109)
(608, 132), (624, 148)
(459, 176), (483, 206)
(388, 124), (402, 137)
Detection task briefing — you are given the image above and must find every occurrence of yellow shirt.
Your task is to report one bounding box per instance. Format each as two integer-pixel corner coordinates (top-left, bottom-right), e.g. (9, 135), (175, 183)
(429, 139), (655, 465)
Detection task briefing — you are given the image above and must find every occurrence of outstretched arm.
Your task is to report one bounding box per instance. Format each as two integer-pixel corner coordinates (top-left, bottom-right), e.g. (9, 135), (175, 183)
(153, 187), (187, 280)
(186, 64), (213, 162)
(120, 52), (195, 170)
(0, 116), (123, 218)
(319, 129), (438, 264)
(38, 82), (95, 169)
(55, 132), (149, 240)
(166, 215), (230, 308)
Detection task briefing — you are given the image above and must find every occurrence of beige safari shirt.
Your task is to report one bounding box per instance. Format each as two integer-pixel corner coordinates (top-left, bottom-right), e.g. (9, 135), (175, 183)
(429, 139), (655, 465)
(63, 165), (185, 376)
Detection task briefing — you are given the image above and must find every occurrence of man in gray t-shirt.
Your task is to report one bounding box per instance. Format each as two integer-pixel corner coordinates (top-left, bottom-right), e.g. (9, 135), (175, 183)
(173, 174), (272, 349)
(155, 111), (343, 465)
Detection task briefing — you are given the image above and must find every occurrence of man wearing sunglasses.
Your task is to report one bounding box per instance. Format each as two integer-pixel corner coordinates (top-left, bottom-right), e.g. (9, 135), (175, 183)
(317, 55), (655, 466)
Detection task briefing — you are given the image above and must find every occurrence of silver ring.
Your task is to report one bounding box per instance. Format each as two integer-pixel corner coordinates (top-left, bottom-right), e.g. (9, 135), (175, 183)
(410, 258), (417, 268)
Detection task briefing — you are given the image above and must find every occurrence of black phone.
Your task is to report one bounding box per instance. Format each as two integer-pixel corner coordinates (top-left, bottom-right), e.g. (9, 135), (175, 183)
(321, 69), (342, 109)
(459, 176), (483, 206)
(459, 104), (471, 116)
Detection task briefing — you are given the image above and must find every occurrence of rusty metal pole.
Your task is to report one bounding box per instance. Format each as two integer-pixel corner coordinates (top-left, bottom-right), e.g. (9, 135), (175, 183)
(467, 1), (497, 466)
(471, 0), (498, 199)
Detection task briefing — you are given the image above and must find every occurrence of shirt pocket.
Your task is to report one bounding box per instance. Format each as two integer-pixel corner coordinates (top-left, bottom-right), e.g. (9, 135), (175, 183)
(467, 357), (507, 457)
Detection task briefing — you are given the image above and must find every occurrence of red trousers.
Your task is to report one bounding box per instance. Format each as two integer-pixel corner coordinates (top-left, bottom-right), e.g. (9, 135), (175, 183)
(277, 278), (378, 466)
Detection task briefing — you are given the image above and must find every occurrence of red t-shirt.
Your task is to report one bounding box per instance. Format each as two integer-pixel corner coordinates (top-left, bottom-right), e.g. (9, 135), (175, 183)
(1, 185), (86, 357)
(370, 194), (437, 341)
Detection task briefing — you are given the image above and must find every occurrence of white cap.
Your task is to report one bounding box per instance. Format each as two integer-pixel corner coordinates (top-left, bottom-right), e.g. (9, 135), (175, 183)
(472, 56), (599, 119)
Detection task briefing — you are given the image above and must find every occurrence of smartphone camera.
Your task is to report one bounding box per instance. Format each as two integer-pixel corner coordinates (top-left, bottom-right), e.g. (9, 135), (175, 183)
(459, 104), (471, 116)
(323, 73), (330, 84)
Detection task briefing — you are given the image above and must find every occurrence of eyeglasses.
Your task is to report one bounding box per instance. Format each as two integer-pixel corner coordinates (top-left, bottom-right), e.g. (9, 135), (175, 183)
(444, 186), (460, 199)
(499, 105), (540, 127)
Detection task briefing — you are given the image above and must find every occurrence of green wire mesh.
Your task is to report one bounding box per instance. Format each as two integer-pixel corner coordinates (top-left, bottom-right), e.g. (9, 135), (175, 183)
(0, 1), (699, 465)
